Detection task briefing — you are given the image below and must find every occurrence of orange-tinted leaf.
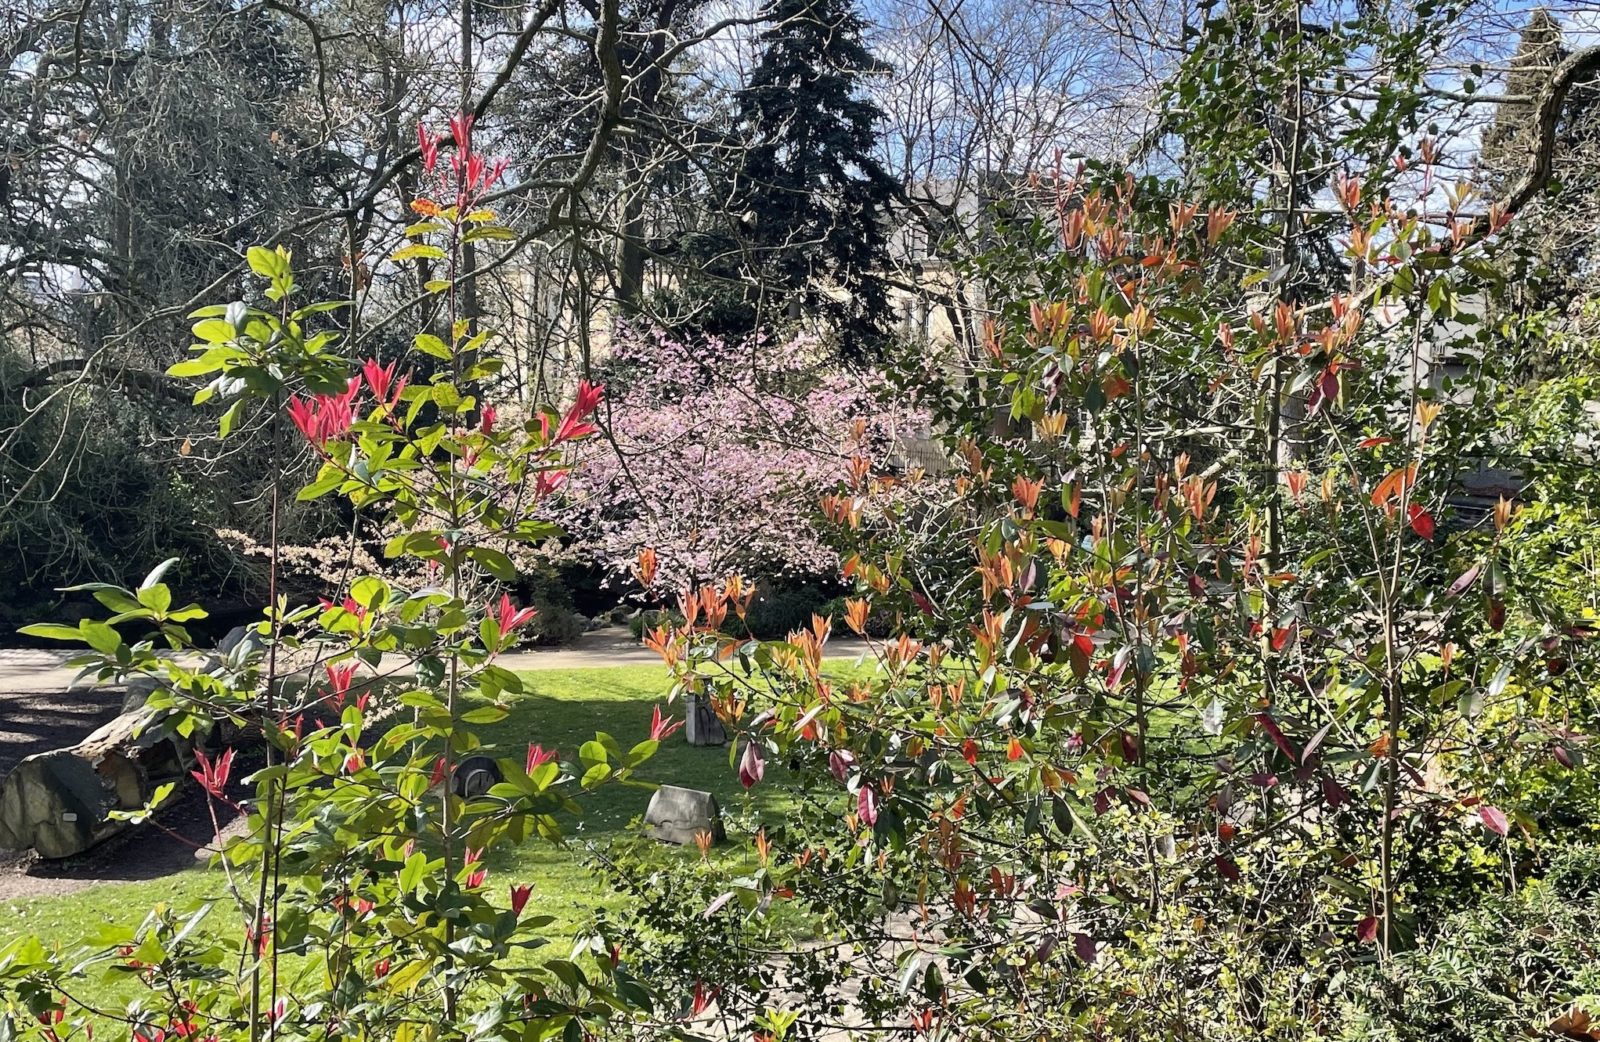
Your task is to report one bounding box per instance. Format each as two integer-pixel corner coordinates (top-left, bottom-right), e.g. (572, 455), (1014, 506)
(1370, 464), (1417, 508)
(1547, 1007), (1600, 1039)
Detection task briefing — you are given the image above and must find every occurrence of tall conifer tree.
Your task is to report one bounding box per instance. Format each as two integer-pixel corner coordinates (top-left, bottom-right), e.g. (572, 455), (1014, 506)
(734, 0), (898, 354)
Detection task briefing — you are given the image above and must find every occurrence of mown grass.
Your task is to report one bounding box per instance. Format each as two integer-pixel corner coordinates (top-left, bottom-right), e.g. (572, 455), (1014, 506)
(0, 664), (769, 1004)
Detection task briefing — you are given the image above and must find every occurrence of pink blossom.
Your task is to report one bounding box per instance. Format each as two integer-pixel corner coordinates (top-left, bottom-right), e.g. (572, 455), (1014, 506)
(539, 328), (925, 587)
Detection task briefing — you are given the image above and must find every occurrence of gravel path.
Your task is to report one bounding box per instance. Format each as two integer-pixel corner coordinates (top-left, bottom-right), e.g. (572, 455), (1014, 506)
(0, 629), (674, 696)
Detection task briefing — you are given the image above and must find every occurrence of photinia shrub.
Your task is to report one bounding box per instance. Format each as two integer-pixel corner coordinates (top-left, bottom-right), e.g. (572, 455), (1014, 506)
(611, 155), (1597, 1039)
(0, 112), (673, 1042)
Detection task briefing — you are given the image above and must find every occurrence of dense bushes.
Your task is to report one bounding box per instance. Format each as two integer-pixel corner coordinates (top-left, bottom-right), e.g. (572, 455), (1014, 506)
(628, 608), (685, 640)
(520, 563), (587, 646)
(524, 603), (586, 646)
(1333, 849), (1600, 1040)
(735, 584), (833, 639)
(616, 136), (1600, 1038)
(625, 582), (847, 641)
(0, 360), (256, 628)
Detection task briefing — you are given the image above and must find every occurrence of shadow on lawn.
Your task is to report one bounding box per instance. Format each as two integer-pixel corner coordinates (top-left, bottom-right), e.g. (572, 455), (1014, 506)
(474, 684), (755, 835)
(1, 667), (756, 894)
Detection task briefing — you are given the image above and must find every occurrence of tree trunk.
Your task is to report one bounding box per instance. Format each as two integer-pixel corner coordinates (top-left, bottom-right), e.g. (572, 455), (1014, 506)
(0, 712), (186, 859)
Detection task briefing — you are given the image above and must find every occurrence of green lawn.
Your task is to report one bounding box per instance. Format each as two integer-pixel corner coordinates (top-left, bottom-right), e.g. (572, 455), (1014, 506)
(0, 664), (764, 982)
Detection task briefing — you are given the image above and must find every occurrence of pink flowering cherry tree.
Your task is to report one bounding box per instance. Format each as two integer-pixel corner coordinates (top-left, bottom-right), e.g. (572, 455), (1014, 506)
(546, 327), (924, 592)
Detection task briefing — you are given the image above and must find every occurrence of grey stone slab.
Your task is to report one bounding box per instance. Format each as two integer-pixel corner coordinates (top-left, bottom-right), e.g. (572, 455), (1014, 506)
(644, 784), (725, 845)
(684, 693), (727, 746)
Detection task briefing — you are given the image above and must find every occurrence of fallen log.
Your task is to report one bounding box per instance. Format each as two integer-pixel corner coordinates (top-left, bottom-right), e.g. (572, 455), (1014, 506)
(0, 626), (414, 860)
(0, 710), (187, 859)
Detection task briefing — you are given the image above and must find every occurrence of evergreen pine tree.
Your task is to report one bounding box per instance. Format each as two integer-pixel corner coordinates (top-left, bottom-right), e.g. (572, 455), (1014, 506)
(733, 0), (899, 354)
(1478, 8), (1600, 305)
(1480, 8), (1565, 181)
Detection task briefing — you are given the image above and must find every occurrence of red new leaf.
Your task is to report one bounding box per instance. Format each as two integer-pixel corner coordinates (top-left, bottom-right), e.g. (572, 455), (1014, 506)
(1406, 504), (1435, 540)
(1478, 804), (1509, 836)
(1255, 713), (1299, 763)
(857, 785), (880, 827)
